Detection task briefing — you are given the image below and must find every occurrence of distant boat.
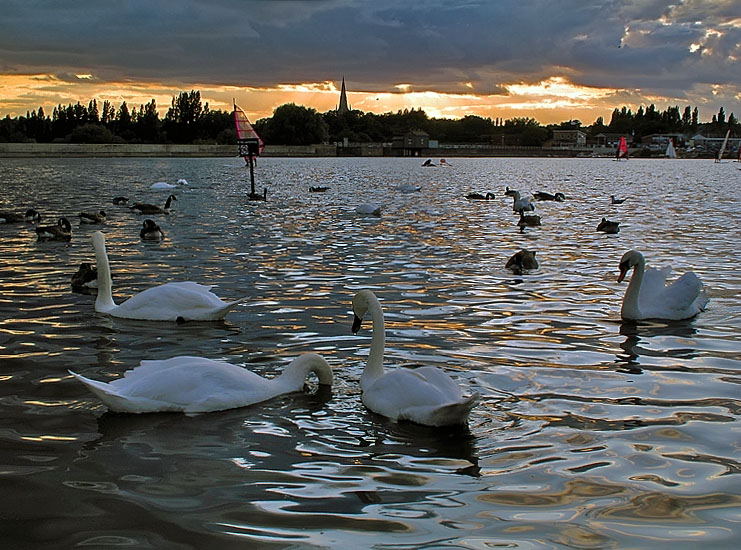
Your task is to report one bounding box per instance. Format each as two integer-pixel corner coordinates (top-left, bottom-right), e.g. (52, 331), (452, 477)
(715, 129), (730, 163)
(615, 136), (629, 160)
(665, 138), (677, 159)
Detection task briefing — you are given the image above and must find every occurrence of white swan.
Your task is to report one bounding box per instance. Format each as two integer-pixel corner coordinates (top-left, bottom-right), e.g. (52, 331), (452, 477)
(68, 353), (332, 414)
(617, 250), (709, 321)
(512, 191), (535, 214)
(91, 231), (246, 321)
(351, 290), (477, 426)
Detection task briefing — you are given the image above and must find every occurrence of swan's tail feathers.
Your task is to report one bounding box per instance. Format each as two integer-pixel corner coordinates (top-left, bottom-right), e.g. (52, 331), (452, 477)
(69, 370), (127, 410)
(213, 295), (249, 319)
(429, 393), (479, 426)
(69, 370), (154, 413)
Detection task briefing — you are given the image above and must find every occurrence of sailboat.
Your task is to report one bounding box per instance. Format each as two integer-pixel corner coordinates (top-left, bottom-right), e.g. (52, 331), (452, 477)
(715, 129), (730, 163)
(233, 101), (266, 200)
(665, 138), (677, 159)
(615, 136), (629, 160)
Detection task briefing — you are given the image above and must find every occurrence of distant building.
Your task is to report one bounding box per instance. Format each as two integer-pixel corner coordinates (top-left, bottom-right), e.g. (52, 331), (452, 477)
(392, 129), (429, 156)
(551, 129), (587, 147)
(337, 77), (350, 114)
(594, 133), (633, 147)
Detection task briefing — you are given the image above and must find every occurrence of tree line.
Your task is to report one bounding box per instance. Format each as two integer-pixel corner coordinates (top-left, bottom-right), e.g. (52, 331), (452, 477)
(1, 89), (738, 147)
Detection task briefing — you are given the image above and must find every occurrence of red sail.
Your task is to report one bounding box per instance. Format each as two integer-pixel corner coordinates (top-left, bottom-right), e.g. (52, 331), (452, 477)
(616, 136), (629, 159)
(233, 103), (264, 156)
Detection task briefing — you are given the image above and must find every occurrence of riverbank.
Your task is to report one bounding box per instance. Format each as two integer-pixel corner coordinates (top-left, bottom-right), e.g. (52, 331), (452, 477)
(1, 142), (710, 158)
(0, 143), (339, 158)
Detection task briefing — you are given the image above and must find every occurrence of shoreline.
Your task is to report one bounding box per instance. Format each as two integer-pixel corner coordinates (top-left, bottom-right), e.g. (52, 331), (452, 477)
(0, 142), (714, 159)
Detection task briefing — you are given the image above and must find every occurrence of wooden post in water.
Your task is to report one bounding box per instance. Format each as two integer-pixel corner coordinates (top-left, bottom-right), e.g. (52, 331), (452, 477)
(238, 137), (266, 201)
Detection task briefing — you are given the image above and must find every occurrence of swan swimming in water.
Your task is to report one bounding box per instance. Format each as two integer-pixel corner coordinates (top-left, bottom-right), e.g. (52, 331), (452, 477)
(68, 352), (333, 414)
(617, 250), (709, 321)
(351, 290), (477, 426)
(91, 231), (247, 321)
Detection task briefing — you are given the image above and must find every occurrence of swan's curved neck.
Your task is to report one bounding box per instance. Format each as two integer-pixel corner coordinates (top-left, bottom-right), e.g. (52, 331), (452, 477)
(622, 257), (645, 319)
(362, 298), (386, 390)
(92, 235), (117, 313)
(277, 354), (332, 392)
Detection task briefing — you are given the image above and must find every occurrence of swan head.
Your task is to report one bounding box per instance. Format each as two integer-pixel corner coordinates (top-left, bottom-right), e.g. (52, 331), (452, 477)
(92, 230), (106, 249)
(351, 289), (377, 333)
(618, 250), (644, 282)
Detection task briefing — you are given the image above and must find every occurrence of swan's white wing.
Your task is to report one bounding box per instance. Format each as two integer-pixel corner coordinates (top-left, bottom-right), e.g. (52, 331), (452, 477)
(363, 366), (474, 426)
(73, 357), (277, 413)
(639, 266), (670, 298)
(661, 272), (708, 316)
(114, 282), (245, 321)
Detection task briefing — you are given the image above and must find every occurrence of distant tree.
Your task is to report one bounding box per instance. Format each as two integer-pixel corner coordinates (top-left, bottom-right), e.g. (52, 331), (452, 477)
(164, 90), (204, 143)
(717, 107), (726, 124)
(69, 123), (121, 143)
(261, 103), (327, 145)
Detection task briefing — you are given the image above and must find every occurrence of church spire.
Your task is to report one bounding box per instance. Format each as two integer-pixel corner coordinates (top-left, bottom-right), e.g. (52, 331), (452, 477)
(337, 77), (350, 113)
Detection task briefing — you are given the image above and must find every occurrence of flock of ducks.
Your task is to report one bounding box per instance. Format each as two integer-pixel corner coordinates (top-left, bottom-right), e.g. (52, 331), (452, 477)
(3, 176), (709, 428)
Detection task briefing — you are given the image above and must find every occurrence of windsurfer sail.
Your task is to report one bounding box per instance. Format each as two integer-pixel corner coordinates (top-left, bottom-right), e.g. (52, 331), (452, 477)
(233, 101), (266, 200)
(665, 138), (677, 159)
(616, 136), (629, 160)
(716, 129), (730, 163)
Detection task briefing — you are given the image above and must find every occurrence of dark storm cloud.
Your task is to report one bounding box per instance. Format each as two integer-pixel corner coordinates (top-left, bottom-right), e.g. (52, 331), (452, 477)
(1, 0), (738, 104)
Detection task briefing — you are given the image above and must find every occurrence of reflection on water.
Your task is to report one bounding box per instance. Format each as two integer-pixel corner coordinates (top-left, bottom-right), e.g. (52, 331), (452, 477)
(1, 157), (739, 548)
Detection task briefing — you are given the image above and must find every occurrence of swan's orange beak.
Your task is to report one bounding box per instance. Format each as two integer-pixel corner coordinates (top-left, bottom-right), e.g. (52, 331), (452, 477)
(617, 260), (629, 283)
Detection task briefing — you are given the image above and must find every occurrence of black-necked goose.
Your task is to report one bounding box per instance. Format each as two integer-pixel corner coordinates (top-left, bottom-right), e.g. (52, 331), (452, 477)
(80, 210), (106, 224)
(131, 194), (176, 214)
(140, 219), (165, 241)
(36, 217), (72, 241)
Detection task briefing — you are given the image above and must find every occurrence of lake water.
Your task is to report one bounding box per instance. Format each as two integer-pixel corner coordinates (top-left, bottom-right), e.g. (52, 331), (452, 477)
(0, 156), (739, 549)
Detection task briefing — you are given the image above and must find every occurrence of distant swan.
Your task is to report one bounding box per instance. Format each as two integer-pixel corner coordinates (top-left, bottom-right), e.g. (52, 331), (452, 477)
(91, 231), (246, 321)
(68, 352), (333, 414)
(610, 195), (626, 204)
(131, 194), (177, 215)
(617, 250), (709, 321)
(351, 290), (477, 426)
(504, 186), (519, 197)
(79, 210), (106, 224)
(512, 191), (535, 214)
(597, 217), (620, 234)
(309, 186), (329, 192)
(356, 203), (382, 217)
(151, 181), (178, 190)
(36, 217), (71, 241)
(140, 219), (165, 241)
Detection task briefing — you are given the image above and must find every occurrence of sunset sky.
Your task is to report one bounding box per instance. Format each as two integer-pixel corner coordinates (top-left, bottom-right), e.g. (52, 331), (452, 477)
(1, 1), (739, 126)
